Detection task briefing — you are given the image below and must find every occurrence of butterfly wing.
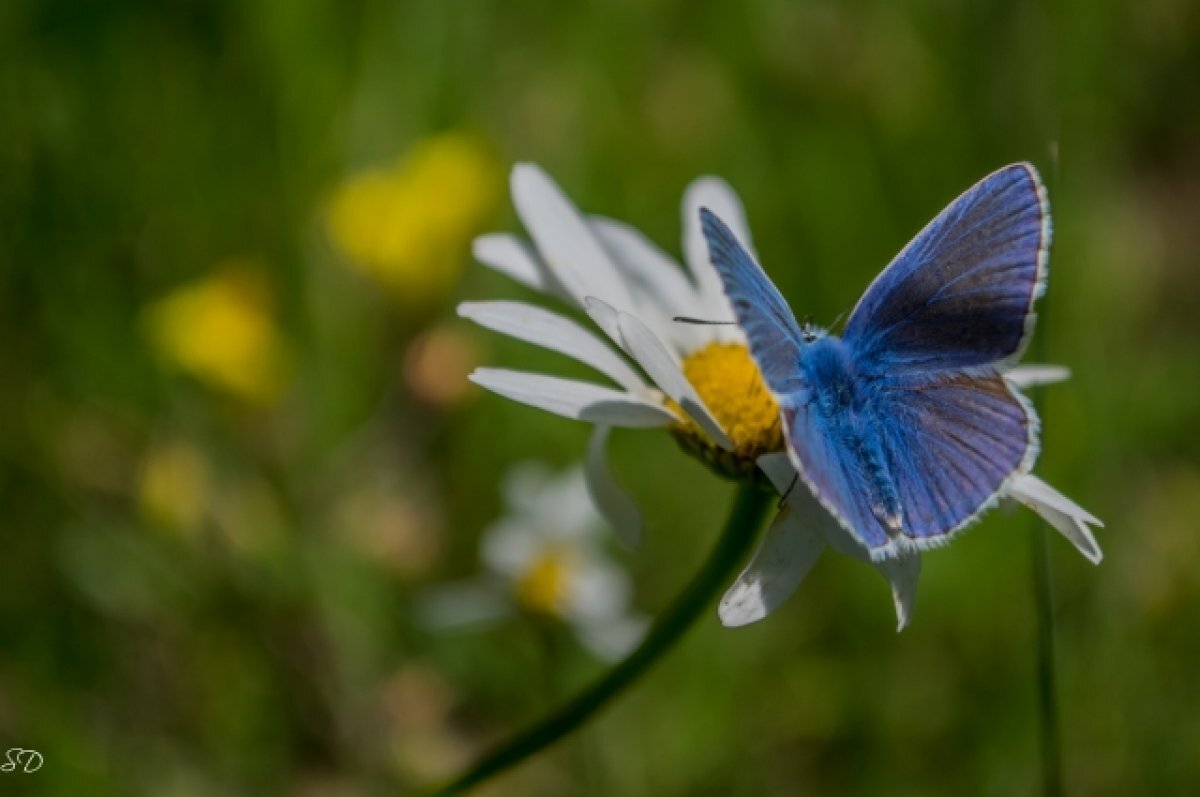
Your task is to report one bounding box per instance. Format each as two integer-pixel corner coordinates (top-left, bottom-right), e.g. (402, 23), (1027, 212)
(836, 164), (1046, 552)
(699, 209), (805, 393)
(778, 392), (895, 551)
(778, 369), (1036, 557)
(702, 171), (1045, 556)
(872, 371), (1036, 545)
(842, 163), (1049, 377)
(701, 211), (887, 547)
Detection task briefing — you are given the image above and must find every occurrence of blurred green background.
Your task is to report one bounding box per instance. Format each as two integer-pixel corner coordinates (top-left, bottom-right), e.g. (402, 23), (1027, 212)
(2, 0), (1198, 794)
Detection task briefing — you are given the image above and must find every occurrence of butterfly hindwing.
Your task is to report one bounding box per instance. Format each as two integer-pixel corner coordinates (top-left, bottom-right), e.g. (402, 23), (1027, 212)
(842, 163), (1049, 377)
(779, 385), (896, 551)
(872, 372), (1035, 542)
(779, 359), (1036, 557)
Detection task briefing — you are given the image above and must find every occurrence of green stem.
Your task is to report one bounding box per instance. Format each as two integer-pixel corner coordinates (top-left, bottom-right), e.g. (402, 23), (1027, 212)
(1032, 525), (1062, 797)
(426, 483), (772, 796)
(1028, 175), (1062, 797)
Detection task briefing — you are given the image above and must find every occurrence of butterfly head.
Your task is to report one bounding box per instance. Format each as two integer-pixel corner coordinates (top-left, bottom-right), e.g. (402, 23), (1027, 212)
(799, 316), (827, 344)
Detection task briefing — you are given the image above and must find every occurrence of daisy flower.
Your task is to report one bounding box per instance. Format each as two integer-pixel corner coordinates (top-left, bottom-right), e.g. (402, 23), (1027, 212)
(462, 164), (1099, 631)
(420, 462), (646, 661)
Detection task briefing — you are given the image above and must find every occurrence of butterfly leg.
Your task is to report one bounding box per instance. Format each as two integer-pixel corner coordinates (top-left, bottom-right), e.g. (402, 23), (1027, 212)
(777, 472), (799, 509)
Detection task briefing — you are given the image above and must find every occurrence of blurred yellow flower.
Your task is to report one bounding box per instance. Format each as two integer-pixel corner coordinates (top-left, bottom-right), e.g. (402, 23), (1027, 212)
(143, 262), (291, 404)
(137, 437), (287, 556)
(137, 439), (212, 532)
(326, 132), (501, 306)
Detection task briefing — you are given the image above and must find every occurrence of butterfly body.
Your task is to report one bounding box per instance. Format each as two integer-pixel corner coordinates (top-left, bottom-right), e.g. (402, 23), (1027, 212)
(796, 333), (914, 540)
(702, 163), (1049, 560)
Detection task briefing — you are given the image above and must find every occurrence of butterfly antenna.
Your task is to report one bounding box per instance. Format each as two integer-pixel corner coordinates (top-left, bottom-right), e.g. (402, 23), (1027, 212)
(673, 316), (737, 325)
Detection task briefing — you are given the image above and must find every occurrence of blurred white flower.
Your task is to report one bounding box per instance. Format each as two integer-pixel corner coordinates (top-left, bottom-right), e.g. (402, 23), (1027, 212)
(462, 163), (1096, 631)
(419, 463), (646, 661)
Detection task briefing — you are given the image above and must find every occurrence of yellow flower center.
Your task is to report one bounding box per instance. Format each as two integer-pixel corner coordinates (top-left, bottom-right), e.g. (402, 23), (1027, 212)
(669, 342), (785, 481)
(514, 548), (576, 618)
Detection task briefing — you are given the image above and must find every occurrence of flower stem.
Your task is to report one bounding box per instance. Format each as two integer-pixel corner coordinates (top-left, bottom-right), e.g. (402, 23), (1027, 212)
(426, 483), (772, 796)
(1028, 172), (1062, 797)
(1031, 524), (1062, 797)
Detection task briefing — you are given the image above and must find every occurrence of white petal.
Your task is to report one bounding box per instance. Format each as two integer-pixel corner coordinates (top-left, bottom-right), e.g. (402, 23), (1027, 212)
(756, 452), (923, 629)
(719, 505), (825, 627)
(528, 464), (601, 539)
(1008, 474), (1104, 564)
(589, 216), (710, 353)
(469, 368), (676, 427)
(480, 517), (542, 576)
(875, 554), (921, 632)
(511, 164), (634, 310)
(582, 294), (624, 344)
(682, 176), (756, 323)
(1008, 474), (1103, 526)
(756, 452), (797, 494)
(614, 308), (733, 450)
(757, 453), (864, 559)
(1006, 364), (1072, 389)
(472, 233), (571, 303)
(577, 615), (648, 662)
(501, 461), (554, 518)
(458, 300), (645, 393)
(585, 426), (643, 549)
(414, 580), (513, 629)
(566, 557), (633, 624)
(589, 217), (696, 304)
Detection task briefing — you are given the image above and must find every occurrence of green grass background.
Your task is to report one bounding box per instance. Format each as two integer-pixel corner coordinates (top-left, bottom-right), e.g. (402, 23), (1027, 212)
(2, 0), (1198, 794)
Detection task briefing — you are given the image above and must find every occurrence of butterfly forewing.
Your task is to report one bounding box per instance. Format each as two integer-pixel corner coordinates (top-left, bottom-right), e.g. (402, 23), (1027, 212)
(842, 163), (1049, 377)
(699, 209), (805, 393)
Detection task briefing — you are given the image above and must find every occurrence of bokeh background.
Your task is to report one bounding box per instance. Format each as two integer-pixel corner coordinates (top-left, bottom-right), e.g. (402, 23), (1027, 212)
(3, 0), (1199, 794)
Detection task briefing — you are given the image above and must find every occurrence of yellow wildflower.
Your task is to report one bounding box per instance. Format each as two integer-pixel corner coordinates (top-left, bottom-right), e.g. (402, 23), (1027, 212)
(326, 132), (501, 307)
(143, 262), (290, 404)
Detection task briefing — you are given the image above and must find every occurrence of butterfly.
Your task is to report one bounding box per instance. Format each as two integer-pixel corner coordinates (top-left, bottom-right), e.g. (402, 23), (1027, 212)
(701, 163), (1049, 561)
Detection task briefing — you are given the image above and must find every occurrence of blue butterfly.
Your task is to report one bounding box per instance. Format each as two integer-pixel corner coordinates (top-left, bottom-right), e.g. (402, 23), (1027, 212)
(702, 164), (1049, 560)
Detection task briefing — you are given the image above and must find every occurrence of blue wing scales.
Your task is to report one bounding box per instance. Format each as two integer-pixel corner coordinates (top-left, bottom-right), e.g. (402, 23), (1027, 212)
(699, 209), (805, 394)
(843, 164), (1049, 377)
(873, 373), (1035, 543)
